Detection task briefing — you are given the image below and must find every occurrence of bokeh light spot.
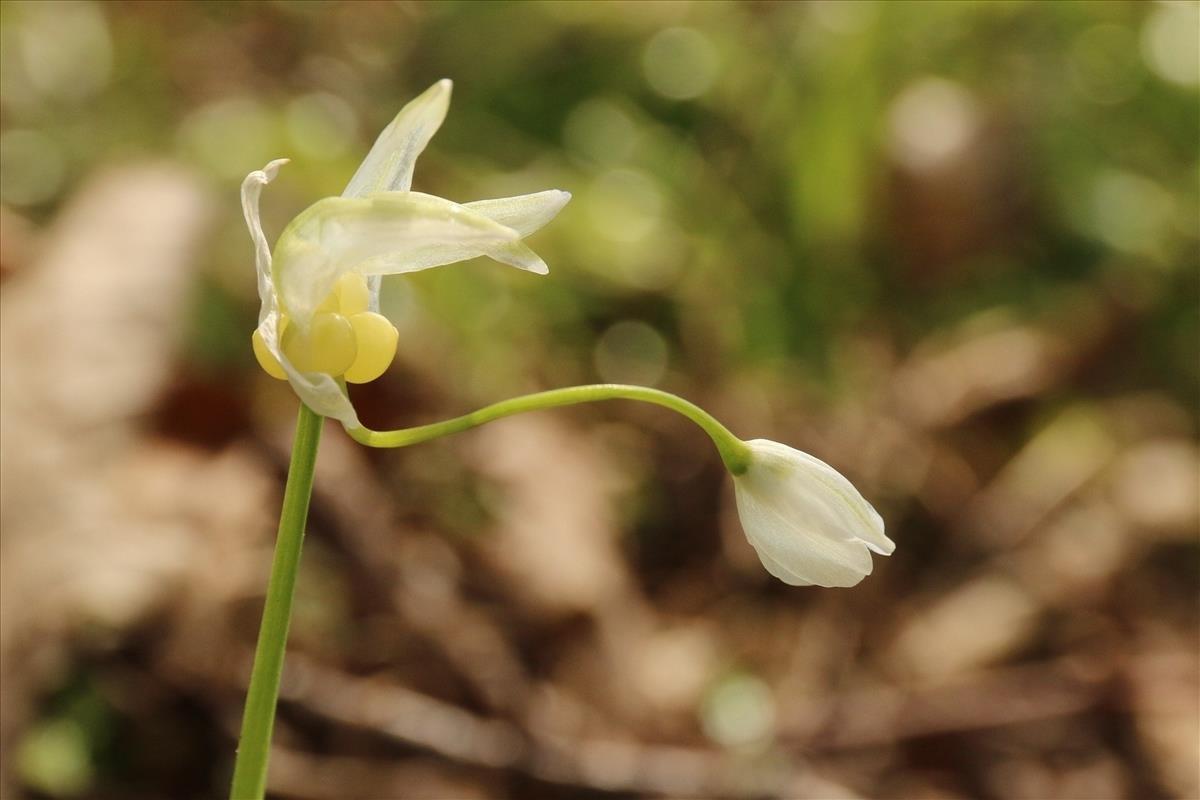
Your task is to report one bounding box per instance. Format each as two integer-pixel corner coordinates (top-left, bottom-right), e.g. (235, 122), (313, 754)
(178, 97), (278, 180)
(887, 77), (980, 173)
(808, 0), (877, 34)
(1091, 170), (1175, 259)
(563, 97), (639, 165)
(1141, 2), (1200, 88)
(594, 320), (669, 386)
(16, 0), (112, 103)
(286, 93), (359, 160)
(16, 719), (94, 796)
(586, 168), (663, 244)
(701, 673), (776, 748)
(642, 27), (719, 100)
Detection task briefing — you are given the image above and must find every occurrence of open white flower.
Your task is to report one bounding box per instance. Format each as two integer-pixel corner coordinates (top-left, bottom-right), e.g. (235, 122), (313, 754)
(242, 79), (570, 427)
(733, 439), (894, 587)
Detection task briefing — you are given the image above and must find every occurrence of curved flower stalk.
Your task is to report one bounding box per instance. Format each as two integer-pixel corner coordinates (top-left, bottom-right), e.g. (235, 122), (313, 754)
(346, 384), (893, 588)
(242, 79), (570, 427)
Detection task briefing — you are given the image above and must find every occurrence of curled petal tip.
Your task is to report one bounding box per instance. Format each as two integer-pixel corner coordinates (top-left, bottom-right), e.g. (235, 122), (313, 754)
(246, 158), (288, 187)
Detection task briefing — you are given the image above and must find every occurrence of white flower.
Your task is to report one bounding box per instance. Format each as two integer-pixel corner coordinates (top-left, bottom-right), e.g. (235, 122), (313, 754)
(242, 80), (570, 427)
(732, 439), (894, 587)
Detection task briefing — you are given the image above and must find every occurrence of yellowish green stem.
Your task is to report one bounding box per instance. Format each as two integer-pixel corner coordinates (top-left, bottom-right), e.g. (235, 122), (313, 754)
(230, 384), (742, 798)
(348, 383), (750, 474)
(230, 404), (322, 799)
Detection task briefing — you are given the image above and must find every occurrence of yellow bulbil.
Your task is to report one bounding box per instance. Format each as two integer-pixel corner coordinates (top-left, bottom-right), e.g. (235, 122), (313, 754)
(336, 273), (370, 316)
(344, 312), (399, 384)
(315, 293), (338, 314)
(253, 277), (393, 383)
(282, 312), (357, 375)
(314, 273), (370, 316)
(252, 317), (289, 380)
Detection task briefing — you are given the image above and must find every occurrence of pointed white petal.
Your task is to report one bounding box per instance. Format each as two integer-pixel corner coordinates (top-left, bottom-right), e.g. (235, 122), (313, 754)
(789, 450), (893, 555)
(744, 439), (894, 555)
(753, 546), (814, 587)
(734, 481), (873, 588)
(484, 241), (549, 274)
(241, 158), (289, 320)
(273, 191), (521, 319)
(464, 190), (571, 237)
(343, 79), (453, 198)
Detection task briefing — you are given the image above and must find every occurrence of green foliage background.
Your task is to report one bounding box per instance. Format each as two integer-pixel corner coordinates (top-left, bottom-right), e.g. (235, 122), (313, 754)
(1, 2), (1197, 799)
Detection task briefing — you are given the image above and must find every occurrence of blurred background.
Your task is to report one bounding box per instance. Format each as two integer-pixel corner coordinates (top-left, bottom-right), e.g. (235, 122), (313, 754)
(1, 1), (1197, 798)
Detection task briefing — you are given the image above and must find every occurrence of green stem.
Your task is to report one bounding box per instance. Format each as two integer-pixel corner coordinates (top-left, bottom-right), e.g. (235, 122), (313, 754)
(348, 383), (750, 475)
(230, 404), (323, 800)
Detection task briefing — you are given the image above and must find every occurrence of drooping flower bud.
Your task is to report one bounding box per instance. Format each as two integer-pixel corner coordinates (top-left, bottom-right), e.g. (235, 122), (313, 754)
(732, 439), (893, 587)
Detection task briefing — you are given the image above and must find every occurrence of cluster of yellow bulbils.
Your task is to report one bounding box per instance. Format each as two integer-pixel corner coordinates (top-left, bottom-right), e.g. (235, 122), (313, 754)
(252, 273), (399, 384)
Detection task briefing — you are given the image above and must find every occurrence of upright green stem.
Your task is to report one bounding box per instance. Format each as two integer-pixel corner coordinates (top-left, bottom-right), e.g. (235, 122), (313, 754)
(230, 404), (323, 800)
(348, 383), (750, 474)
(231, 384), (741, 797)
